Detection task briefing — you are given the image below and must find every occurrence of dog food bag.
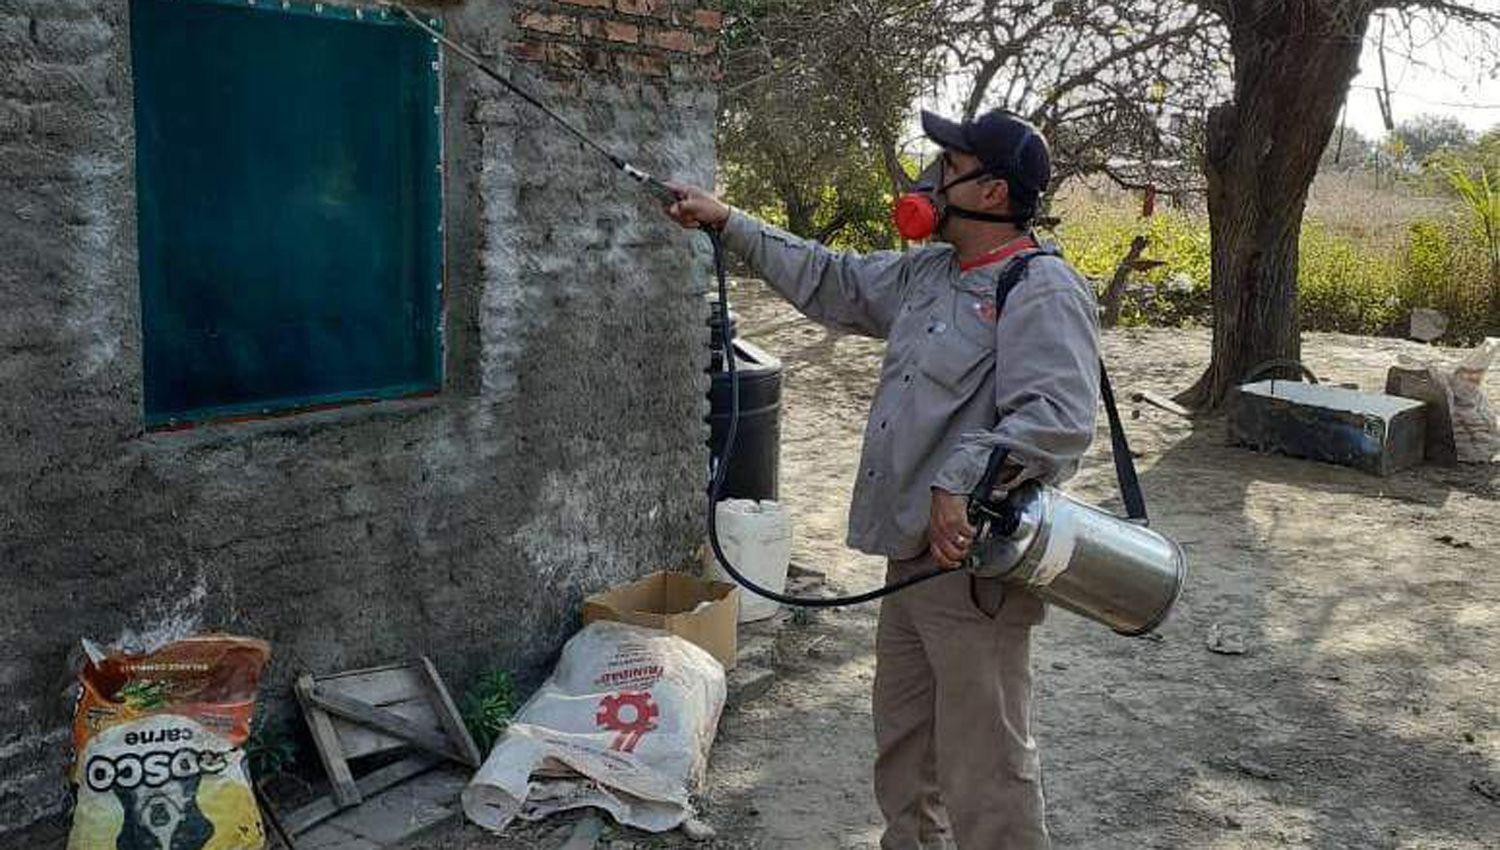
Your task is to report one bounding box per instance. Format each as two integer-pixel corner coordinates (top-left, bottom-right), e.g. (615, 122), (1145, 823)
(67, 634), (271, 850)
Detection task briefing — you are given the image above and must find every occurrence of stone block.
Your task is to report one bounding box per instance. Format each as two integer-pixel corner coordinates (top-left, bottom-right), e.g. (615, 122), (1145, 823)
(616, 0), (668, 17)
(692, 9), (724, 30)
(647, 27), (695, 52)
(1386, 364), (1458, 465)
(1406, 308), (1448, 342)
(1229, 380), (1427, 476)
(726, 663), (776, 705)
(517, 10), (576, 36)
(583, 18), (639, 43)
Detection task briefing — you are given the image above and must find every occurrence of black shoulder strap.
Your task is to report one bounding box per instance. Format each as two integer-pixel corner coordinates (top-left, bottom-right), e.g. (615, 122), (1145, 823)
(995, 249), (1149, 524)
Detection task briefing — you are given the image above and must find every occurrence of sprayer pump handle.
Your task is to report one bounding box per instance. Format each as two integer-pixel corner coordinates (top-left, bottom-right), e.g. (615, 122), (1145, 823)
(966, 446), (1012, 530)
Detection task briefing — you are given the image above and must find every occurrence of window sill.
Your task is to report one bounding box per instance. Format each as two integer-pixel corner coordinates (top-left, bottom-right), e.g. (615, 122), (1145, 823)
(133, 393), (447, 449)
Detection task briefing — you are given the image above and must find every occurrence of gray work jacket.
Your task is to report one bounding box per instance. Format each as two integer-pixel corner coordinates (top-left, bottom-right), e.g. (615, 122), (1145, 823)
(720, 210), (1101, 561)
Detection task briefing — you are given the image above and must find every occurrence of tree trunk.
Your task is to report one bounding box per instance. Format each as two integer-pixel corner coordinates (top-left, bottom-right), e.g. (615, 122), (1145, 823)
(1177, 12), (1371, 410)
(783, 185), (818, 239)
(1102, 235), (1151, 329)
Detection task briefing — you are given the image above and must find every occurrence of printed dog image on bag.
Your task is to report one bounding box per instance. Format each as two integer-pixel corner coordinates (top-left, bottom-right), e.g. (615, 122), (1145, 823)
(115, 774), (214, 850)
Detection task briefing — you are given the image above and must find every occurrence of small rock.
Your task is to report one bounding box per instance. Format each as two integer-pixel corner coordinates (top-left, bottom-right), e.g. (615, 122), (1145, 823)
(1224, 813), (1243, 830)
(1434, 534), (1473, 549)
(1471, 777), (1500, 803)
(1228, 757), (1280, 781)
(1407, 307), (1448, 342)
(805, 635), (830, 659)
(786, 562), (827, 583)
(1206, 623), (1247, 655)
(727, 665), (776, 705)
(1051, 661), (1070, 671)
(681, 818), (717, 842)
(561, 811), (607, 850)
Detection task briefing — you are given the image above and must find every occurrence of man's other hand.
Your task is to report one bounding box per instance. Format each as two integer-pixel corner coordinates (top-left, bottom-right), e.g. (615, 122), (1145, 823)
(928, 488), (977, 569)
(663, 181), (731, 231)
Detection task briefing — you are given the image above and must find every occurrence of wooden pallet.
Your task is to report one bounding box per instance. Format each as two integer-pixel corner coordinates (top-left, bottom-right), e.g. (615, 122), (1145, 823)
(288, 657), (480, 835)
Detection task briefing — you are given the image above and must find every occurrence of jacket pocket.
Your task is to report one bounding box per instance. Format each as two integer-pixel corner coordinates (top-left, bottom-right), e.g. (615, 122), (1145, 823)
(917, 329), (991, 392)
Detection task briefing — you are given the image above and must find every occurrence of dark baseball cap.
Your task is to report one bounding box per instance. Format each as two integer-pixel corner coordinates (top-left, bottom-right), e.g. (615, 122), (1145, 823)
(921, 108), (1051, 198)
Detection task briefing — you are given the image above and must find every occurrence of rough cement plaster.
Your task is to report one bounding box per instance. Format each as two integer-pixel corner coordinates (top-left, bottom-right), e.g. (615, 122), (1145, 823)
(0, 0), (717, 830)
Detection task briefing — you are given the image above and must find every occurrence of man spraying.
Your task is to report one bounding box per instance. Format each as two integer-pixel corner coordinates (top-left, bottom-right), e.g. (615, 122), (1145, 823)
(665, 109), (1098, 849)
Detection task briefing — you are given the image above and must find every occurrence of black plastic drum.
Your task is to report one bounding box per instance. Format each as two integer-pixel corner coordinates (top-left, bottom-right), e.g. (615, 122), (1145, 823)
(707, 304), (782, 501)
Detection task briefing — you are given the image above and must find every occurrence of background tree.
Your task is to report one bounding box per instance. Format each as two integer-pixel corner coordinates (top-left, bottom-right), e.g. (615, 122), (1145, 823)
(1426, 123), (1500, 178)
(943, 0), (1229, 200)
(1393, 113), (1475, 162)
(719, 0), (1230, 243)
(1175, 2), (1500, 409)
(718, 0), (950, 246)
(1319, 124), (1376, 171)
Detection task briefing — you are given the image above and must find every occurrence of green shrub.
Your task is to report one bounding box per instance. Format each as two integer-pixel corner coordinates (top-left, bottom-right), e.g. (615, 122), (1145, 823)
(461, 668), (519, 755)
(245, 714), (298, 782)
(1053, 192), (1496, 341)
(1297, 221), (1402, 334)
(1403, 216), (1498, 344)
(1053, 204), (1211, 327)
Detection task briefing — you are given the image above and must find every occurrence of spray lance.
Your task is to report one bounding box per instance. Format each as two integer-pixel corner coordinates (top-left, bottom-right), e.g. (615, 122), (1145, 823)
(391, 6), (1186, 632)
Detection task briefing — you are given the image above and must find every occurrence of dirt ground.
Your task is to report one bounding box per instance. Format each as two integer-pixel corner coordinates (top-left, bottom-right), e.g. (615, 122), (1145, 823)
(406, 280), (1498, 850)
(10, 281), (1495, 850)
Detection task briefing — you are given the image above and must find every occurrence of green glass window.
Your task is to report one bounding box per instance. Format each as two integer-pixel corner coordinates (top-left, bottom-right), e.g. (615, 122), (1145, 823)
(130, 0), (443, 427)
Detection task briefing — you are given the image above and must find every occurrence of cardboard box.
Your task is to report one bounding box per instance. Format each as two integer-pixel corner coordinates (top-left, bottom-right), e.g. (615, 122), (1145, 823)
(582, 571), (740, 670)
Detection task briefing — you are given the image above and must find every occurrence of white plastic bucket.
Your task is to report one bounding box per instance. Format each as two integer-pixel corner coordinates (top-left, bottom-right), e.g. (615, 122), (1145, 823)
(706, 499), (793, 622)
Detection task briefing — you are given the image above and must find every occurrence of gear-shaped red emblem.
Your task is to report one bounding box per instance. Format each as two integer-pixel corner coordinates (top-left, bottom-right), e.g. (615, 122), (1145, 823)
(596, 691), (659, 753)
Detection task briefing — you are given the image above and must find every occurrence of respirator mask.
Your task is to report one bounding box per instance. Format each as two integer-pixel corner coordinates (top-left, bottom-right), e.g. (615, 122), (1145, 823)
(891, 155), (1034, 242)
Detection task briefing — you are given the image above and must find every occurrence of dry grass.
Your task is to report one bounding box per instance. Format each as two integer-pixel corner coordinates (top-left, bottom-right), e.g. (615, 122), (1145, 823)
(1305, 172), (1456, 253)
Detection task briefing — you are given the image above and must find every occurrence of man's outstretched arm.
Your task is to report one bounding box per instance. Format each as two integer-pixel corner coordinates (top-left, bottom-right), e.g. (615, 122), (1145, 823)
(665, 182), (916, 340)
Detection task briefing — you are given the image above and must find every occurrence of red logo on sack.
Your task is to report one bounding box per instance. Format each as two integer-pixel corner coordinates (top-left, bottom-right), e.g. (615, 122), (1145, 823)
(595, 692), (659, 753)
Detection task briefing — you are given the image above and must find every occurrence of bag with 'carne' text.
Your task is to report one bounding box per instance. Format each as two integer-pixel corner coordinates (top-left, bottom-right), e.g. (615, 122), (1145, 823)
(68, 635), (270, 850)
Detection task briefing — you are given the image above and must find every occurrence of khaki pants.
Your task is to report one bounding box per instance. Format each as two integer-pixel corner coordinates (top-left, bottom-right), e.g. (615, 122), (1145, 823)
(873, 555), (1050, 849)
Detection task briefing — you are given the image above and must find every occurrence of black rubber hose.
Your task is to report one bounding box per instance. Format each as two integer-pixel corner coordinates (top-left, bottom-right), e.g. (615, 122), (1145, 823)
(703, 228), (946, 608)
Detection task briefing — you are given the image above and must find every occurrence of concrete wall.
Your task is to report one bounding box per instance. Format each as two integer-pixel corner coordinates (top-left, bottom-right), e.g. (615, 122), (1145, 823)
(0, 0), (721, 831)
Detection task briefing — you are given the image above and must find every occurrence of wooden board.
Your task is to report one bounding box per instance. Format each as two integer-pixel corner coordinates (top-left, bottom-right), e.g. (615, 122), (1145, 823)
(295, 673), (360, 808)
(282, 754), (441, 835)
(419, 657), (482, 767)
(307, 687), (466, 764)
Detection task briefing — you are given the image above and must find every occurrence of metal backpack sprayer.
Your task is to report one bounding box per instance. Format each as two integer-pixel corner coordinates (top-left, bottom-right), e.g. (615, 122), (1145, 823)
(392, 6), (1185, 635)
(959, 251), (1185, 635)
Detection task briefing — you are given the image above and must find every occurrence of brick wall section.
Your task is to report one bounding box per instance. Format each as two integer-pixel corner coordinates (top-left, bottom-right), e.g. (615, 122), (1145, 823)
(0, 0), (718, 834)
(512, 0), (723, 81)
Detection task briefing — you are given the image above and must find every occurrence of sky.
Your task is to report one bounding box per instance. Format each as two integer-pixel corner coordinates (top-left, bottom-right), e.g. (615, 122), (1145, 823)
(1342, 10), (1500, 140)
